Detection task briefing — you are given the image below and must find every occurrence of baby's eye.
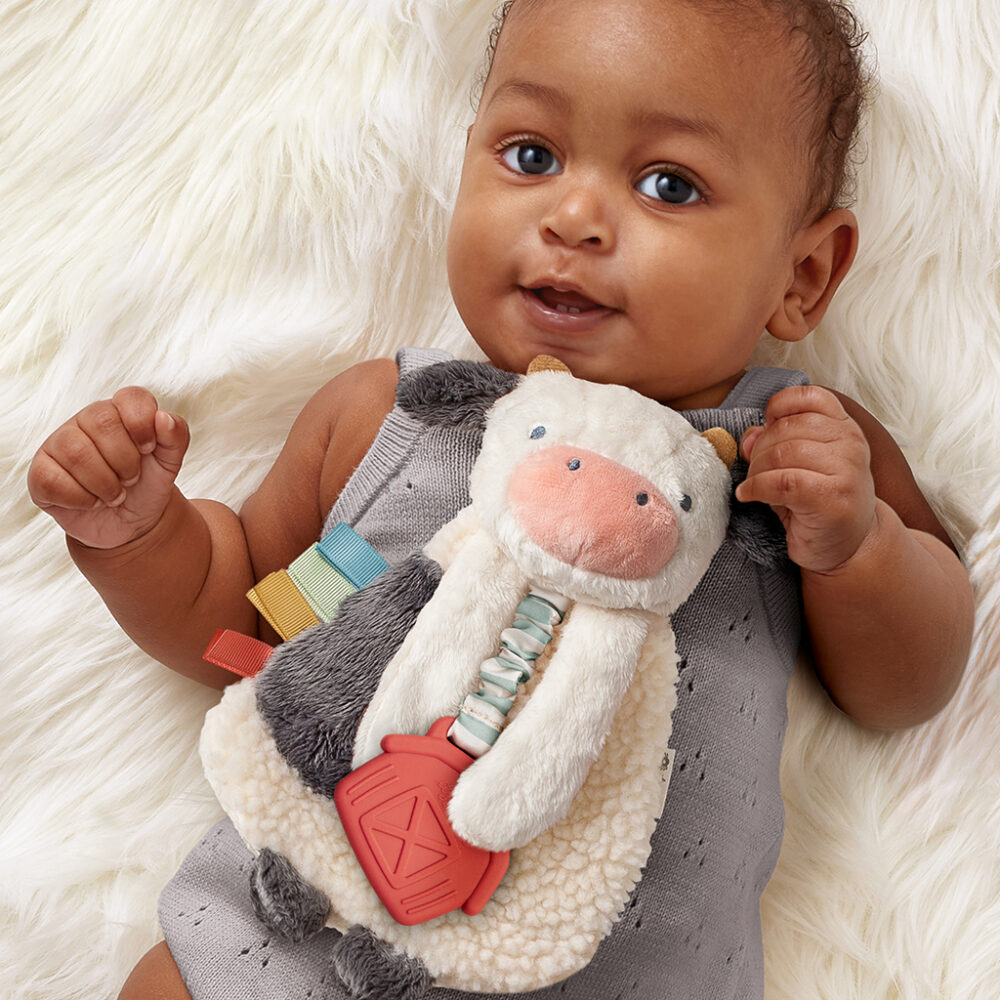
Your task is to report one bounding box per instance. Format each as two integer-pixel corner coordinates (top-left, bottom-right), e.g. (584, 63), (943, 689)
(501, 144), (561, 176)
(637, 171), (701, 205)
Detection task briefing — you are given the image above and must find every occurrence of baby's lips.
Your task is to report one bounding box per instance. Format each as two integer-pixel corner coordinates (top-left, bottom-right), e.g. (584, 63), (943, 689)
(532, 285), (603, 311)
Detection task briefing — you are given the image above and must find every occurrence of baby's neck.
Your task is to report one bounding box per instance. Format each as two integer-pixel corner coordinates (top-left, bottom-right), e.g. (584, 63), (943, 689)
(660, 370), (747, 411)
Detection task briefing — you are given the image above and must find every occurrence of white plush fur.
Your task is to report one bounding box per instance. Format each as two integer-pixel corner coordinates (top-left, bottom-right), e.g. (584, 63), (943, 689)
(2, 0), (999, 998)
(200, 611), (679, 992)
(447, 601), (652, 851)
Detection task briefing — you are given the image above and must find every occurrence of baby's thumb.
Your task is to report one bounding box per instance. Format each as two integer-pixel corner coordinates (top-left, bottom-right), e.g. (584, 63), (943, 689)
(152, 410), (190, 476)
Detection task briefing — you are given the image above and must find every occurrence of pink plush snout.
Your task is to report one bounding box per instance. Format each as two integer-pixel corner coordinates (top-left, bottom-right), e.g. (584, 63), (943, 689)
(507, 445), (678, 579)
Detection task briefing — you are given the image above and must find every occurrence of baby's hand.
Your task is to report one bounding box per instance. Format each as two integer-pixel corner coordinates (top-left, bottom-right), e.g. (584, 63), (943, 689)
(735, 385), (876, 574)
(27, 387), (190, 550)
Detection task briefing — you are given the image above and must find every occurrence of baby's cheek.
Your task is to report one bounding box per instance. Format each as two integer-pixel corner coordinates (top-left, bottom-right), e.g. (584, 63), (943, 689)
(507, 446), (677, 580)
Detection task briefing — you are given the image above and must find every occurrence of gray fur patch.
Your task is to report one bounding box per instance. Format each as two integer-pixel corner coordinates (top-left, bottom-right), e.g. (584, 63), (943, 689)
(249, 847), (330, 943)
(725, 461), (790, 569)
(330, 925), (431, 1000)
(256, 553), (442, 796)
(395, 359), (520, 430)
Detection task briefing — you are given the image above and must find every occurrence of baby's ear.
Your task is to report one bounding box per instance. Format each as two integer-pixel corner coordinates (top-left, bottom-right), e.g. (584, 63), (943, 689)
(767, 208), (858, 342)
(396, 360), (521, 429)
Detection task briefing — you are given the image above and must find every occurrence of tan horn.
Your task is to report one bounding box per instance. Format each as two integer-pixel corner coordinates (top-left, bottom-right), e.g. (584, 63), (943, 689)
(527, 354), (572, 375)
(701, 427), (738, 468)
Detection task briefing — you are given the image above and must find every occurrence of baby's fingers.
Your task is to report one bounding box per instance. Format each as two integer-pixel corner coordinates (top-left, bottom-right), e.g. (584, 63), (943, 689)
(735, 466), (836, 511)
(111, 386), (160, 456)
(762, 384), (849, 425)
(74, 394), (155, 488)
(742, 436), (849, 482)
(150, 409), (190, 476)
(29, 426), (128, 510)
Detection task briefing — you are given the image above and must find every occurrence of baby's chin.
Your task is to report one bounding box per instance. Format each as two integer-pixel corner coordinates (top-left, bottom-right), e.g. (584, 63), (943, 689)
(470, 335), (727, 406)
(477, 350), (649, 398)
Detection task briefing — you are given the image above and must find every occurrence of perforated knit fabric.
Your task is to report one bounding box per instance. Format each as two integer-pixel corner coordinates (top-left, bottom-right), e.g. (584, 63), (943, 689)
(159, 348), (807, 1000)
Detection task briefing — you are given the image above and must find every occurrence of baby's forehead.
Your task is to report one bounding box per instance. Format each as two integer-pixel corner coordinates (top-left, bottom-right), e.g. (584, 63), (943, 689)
(491, 0), (819, 213)
(495, 0), (802, 117)
(502, 0), (785, 47)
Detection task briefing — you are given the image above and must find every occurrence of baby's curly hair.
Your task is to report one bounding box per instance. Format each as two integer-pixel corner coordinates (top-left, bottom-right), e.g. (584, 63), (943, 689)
(478, 0), (873, 220)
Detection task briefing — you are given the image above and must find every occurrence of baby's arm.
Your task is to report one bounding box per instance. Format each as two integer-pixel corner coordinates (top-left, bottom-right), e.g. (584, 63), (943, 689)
(737, 385), (974, 731)
(26, 359), (398, 687)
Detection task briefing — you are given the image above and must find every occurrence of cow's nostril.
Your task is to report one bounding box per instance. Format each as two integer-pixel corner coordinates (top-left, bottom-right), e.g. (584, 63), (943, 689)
(636, 493), (649, 506)
(568, 459), (581, 471)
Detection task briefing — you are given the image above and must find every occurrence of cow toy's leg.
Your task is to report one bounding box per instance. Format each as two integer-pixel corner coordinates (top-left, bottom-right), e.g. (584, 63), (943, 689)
(330, 925), (431, 1000)
(249, 847), (331, 943)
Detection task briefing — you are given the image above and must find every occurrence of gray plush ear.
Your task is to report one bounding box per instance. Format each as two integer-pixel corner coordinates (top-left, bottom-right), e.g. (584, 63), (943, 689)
(395, 359), (520, 430)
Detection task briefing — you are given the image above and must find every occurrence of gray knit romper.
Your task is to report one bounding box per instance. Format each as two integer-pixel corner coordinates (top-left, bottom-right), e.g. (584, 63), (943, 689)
(159, 347), (807, 1000)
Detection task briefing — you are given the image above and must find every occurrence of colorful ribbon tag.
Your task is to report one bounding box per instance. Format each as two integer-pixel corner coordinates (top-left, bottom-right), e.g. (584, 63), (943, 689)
(203, 628), (275, 678)
(247, 570), (320, 641)
(316, 522), (389, 588)
(246, 523), (388, 641)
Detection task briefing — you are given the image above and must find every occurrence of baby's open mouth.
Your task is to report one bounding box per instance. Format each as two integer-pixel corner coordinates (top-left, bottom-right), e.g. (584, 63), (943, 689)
(528, 286), (607, 314)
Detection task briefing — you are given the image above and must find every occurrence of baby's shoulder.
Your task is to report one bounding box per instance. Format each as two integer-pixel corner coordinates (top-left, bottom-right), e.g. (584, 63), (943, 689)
(240, 359), (398, 568)
(310, 357), (399, 425)
(308, 358), (399, 511)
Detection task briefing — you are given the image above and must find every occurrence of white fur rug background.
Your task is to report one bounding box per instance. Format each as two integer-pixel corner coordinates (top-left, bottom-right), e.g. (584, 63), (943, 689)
(1, 1), (997, 998)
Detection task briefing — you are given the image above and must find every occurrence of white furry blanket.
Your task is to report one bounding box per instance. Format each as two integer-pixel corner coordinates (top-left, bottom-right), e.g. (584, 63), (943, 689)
(2, 1), (998, 998)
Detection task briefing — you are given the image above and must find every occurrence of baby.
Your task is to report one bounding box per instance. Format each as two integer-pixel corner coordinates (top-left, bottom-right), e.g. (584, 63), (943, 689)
(27, 0), (974, 998)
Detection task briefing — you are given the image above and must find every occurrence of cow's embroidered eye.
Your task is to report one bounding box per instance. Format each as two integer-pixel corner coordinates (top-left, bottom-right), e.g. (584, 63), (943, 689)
(680, 494), (693, 511)
(530, 425), (546, 439)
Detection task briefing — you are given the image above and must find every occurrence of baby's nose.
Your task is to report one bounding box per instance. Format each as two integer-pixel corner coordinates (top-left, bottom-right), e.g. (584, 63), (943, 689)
(507, 445), (677, 579)
(539, 180), (615, 251)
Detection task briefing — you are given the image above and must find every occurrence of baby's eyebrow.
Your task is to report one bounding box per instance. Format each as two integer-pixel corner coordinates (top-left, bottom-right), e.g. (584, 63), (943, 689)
(486, 79), (572, 117)
(628, 107), (739, 169)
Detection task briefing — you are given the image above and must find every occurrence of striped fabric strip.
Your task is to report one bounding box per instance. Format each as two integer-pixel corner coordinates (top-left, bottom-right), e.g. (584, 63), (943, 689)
(287, 545), (357, 621)
(202, 628), (275, 678)
(316, 522), (389, 588)
(246, 522), (387, 641)
(247, 569), (320, 641)
(448, 588), (571, 758)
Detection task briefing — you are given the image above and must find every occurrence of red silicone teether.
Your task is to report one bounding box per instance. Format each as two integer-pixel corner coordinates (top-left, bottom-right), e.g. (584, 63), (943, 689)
(334, 717), (509, 925)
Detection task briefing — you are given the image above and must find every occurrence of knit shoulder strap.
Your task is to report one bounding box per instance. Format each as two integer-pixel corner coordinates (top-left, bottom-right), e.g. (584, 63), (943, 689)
(721, 365), (809, 410)
(680, 367), (809, 438)
(395, 345), (454, 378)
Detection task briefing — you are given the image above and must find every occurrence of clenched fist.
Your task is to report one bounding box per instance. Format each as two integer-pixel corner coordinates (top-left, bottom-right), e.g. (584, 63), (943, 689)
(27, 387), (190, 550)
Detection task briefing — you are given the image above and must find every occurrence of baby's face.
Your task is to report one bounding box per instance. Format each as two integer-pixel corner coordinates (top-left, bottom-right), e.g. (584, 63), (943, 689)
(447, 0), (812, 408)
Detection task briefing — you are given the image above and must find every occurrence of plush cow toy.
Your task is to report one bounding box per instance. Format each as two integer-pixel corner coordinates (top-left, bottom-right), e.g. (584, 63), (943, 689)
(200, 356), (737, 997)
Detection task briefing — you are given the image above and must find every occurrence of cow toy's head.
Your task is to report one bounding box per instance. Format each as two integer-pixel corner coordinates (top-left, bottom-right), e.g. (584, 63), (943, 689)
(469, 356), (736, 613)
